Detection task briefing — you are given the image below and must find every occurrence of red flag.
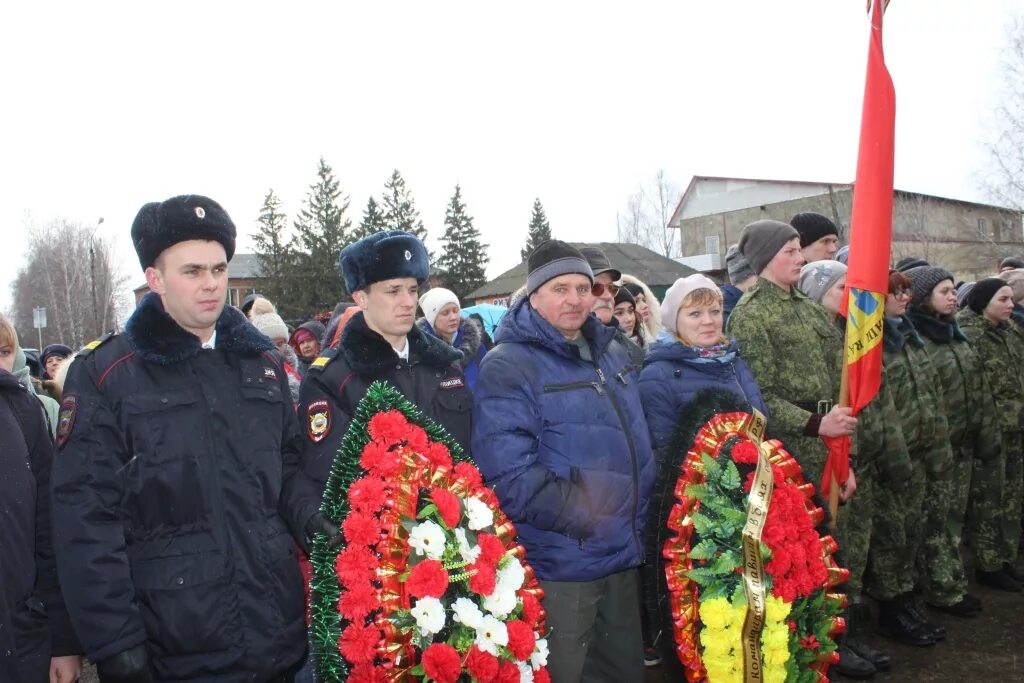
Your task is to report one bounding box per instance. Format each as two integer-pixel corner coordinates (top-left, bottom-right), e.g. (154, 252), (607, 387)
(824, 0), (895, 498)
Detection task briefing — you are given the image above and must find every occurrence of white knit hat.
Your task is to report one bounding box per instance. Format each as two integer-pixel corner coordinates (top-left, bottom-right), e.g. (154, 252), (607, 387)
(660, 274), (721, 336)
(419, 287), (460, 326)
(249, 298), (289, 341)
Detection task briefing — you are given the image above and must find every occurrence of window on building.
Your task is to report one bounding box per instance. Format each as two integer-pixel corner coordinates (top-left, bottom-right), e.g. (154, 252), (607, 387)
(977, 218), (988, 238)
(705, 235), (720, 254)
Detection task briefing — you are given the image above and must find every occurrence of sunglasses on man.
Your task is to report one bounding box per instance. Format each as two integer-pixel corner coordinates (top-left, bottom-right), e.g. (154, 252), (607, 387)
(591, 282), (620, 297)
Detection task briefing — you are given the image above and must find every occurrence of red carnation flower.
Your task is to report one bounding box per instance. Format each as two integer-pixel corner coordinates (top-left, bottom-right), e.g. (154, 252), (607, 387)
(349, 475), (388, 513)
(506, 619), (536, 661)
(336, 545), (378, 585)
(425, 442), (454, 470)
(534, 668), (551, 683)
(476, 533), (505, 567)
(518, 591), (542, 628)
(800, 634), (821, 651)
(343, 512), (382, 547)
(405, 424), (429, 452)
(406, 559), (450, 598)
(731, 440), (759, 465)
(360, 441), (401, 476)
(421, 643), (462, 683)
(496, 658), (520, 683)
(465, 645), (500, 683)
(339, 621), (381, 665)
(454, 462), (484, 490)
(430, 487), (462, 528)
(338, 580), (377, 621)
(468, 559), (497, 596)
(348, 663), (388, 683)
(368, 410), (410, 446)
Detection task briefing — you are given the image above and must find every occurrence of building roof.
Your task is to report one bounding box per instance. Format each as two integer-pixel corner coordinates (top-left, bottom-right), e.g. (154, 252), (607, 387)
(133, 253), (264, 292)
(467, 242), (698, 299)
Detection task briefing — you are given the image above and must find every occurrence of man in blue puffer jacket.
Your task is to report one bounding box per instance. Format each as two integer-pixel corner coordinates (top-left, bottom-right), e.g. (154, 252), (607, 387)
(473, 240), (656, 683)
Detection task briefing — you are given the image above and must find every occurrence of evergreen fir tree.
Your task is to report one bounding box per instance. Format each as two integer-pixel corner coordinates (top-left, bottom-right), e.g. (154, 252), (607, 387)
(435, 184), (489, 299)
(251, 189), (296, 316)
(521, 198), (552, 261)
(291, 157), (352, 314)
(350, 196), (387, 243)
(380, 169), (431, 259)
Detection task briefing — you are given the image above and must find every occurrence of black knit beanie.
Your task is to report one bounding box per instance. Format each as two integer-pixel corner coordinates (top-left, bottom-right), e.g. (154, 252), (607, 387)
(526, 240), (593, 295)
(614, 287), (636, 308)
(894, 256), (929, 272)
(966, 277), (1008, 314)
(790, 212), (838, 248)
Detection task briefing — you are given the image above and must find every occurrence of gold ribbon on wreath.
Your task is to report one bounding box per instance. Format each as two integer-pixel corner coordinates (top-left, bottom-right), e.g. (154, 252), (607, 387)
(740, 410), (772, 683)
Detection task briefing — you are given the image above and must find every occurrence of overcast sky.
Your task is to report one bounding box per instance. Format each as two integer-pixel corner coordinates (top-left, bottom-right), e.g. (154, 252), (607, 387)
(1, 0), (1018, 314)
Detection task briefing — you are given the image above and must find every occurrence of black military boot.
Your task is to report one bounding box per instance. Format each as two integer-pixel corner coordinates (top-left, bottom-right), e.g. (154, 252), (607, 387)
(976, 568), (1022, 592)
(845, 604), (891, 671)
(876, 597), (935, 646)
(928, 593), (982, 618)
(835, 640), (876, 679)
(1003, 562), (1024, 583)
(902, 595), (946, 641)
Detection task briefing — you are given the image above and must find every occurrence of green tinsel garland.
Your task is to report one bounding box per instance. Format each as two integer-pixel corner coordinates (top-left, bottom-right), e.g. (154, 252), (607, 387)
(309, 380), (472, 682)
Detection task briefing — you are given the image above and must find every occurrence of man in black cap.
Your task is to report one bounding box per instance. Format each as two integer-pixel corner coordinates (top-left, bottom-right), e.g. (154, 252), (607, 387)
(998, 255), (1024, 273)
(791, 212), (840, 263)
(580, 246), (644, 369)
(294, 230), (472, 529)
(473, 240), (655, 683)
(52, 194), (321, 682)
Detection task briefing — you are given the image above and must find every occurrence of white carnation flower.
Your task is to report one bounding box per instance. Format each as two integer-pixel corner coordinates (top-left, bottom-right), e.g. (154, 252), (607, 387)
(408, 519), (446, 560)
(517, 661), (535, 683)
(496, 557), (526, 593)
(465, 496), (494, 531)
(531, 638), (549, 670)
(410, 596), (446, 635)
(475, 614), (509, 656)
(483, 588), (517, 618)
(454, 527), (481, 563)
(451, 596), (484, 629)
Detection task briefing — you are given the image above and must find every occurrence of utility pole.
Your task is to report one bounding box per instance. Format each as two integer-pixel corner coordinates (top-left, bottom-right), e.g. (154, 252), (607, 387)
(90, 217), (104, 335)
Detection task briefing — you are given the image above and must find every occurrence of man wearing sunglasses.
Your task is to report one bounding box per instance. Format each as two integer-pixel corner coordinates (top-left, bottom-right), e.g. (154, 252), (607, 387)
(472, 240), (656, 683)
(581, 246), (645, 371)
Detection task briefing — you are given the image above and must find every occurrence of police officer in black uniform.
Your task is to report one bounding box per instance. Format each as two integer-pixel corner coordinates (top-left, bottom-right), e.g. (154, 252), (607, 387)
(52, 195), (323, 682)
(293, 230), (473, 528)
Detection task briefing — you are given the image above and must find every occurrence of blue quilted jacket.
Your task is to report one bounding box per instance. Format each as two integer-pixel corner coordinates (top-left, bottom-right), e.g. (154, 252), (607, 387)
(472, 298), (656, 582)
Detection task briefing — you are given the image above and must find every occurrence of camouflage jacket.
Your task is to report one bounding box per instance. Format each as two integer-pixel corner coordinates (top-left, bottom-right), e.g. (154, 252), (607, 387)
(957, 308), (1024, 433)
(910, 310), (1001, 461)
(882, 316), (953, 473)
(727, 278), (842, 479)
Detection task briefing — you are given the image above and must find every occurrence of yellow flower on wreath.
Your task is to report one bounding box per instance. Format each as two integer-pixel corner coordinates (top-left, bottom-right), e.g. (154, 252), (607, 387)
(697, 595), (792, 682)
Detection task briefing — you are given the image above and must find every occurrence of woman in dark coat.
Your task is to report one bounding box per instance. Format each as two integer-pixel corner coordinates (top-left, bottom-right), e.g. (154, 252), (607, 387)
(417, 287), (487, 392)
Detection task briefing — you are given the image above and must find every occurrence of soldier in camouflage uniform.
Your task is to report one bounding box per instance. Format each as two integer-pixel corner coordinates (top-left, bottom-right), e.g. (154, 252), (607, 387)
(907, 267), (1003, 614)
(799, 260), (902, 674)
(727, 220), (857, 488)
(958, 278), (1024, 591)
(867, 272), (951, 646)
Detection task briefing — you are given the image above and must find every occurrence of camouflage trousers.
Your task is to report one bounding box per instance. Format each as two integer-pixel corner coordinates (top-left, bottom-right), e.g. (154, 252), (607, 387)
(916, 457), (971, 606)
(967, 440), (1008, 572)
(996, 431), (1023, 562)
(866, 464), (926, 601)
(835, 462), (875, 603)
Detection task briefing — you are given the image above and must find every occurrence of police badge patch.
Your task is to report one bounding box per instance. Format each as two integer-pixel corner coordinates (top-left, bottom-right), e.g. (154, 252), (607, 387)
(307, 400), (331, 443)
(56, 395), (78, 449)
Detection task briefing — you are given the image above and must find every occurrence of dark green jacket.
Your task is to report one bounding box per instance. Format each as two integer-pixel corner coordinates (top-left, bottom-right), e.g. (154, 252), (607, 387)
(957, 308), (1024, 434)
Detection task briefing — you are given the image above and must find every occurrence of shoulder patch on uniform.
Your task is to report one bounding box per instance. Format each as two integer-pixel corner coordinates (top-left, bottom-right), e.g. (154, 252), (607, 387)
(56, 395), (79, 448)
(309, 347), (338, 372)
(78, 333), (115, 357)
(307, 399), (331, 443)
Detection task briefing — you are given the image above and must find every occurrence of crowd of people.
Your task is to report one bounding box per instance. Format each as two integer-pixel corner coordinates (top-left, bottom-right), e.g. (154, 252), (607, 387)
(1, 193), (1021, 683)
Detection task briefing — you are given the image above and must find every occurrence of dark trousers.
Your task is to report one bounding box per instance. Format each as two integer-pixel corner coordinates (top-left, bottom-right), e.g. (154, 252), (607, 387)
(539, 568), (644, 683)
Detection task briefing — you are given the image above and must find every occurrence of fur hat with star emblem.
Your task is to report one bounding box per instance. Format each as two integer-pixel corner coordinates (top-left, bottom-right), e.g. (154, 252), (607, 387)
(339, 230), (430, 293)
(131, 194), (236, 270)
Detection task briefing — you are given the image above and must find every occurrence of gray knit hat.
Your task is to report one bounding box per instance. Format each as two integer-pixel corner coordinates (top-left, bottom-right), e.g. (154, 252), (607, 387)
(725, 244), (755, 285)
(738, 220), (800, 275)
(956, 282), (975, 310)
(526, 240), (594, 295)
(904, 265), (954, 308)
(894, 255), (929, 272)
(798, 261), (847, 304)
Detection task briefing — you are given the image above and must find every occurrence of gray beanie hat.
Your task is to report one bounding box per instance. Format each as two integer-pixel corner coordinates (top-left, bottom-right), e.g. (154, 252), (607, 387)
(904, 265), (955, 308)
(725, 244), (755, 285)
(798, 261), (847, 304)
(956, 281), (975, 310)
(836, 245), (850, 265)
(738, 220), (800, 275)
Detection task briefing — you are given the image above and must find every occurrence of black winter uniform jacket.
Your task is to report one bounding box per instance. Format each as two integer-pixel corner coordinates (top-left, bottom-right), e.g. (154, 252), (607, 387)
(295, 311), (473, 525)
(51, 293), (316, 682)
(0, 370), (79, 683)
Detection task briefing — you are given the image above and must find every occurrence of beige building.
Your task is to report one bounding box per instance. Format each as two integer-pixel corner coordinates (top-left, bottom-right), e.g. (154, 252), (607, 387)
(668, 176), (1024, 281)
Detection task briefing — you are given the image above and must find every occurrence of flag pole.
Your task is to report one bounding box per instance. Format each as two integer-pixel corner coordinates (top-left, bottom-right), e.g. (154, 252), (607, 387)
(829, 357), (851, 528)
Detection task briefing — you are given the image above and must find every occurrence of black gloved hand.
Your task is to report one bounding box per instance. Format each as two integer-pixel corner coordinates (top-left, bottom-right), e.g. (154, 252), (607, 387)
(97, 644), (153, 683)
(302, 512), (343, 554)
